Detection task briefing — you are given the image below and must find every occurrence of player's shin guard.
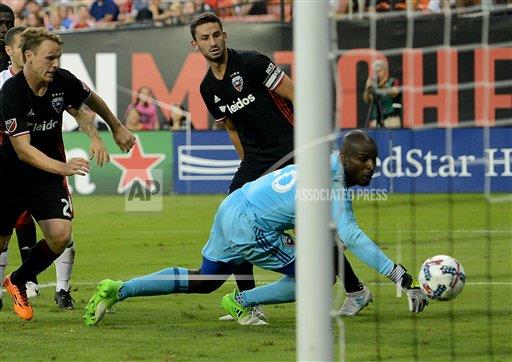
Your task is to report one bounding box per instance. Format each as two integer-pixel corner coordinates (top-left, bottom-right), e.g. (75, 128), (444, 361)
(11, 239), (59, 287)
(239, 276), (295, 307)
(55, 239), (75, 292)
(118, 267), (189, 300)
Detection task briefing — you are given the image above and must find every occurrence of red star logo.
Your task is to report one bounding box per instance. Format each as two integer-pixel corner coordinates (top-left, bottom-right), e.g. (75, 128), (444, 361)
(111, 137), (165, 193)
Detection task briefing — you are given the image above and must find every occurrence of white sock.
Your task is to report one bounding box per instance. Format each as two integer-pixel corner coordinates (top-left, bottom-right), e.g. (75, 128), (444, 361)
(0, 249), (8, 298)
(55, 239), (75, 292)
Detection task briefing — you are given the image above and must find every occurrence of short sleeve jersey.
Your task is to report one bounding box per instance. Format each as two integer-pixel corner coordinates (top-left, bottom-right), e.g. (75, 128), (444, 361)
(238, 153), (394, 275)
(0, 68), (91, 182)
(200, 49), (294, 164)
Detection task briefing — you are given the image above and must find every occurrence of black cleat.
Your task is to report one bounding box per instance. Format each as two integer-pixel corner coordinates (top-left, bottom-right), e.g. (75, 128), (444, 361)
(54, 289), (75, 310)
(0, 297), (3, 310)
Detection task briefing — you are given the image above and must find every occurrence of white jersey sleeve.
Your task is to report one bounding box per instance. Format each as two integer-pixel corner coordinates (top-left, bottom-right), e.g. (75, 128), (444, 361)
(0, 68), (13, 90)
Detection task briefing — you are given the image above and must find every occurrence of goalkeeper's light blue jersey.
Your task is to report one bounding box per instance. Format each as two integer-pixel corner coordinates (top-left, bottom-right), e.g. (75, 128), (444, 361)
(237, 153), (394, 276)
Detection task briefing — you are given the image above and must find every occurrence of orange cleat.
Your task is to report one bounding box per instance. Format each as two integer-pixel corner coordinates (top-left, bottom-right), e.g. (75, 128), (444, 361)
(2, 274), (33, 321)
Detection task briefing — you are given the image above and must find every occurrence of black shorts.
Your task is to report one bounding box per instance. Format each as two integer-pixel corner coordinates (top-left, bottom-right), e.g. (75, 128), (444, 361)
(0, 181), (26, 236)
(228, 158), (294, 194)
(0, 179), (73, 236)
(26, 182), (74, 222)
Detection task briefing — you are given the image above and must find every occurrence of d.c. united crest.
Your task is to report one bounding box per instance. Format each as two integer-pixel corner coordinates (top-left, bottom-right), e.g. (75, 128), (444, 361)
(52, 97), (64, 113)
(232, 75), (243, 92)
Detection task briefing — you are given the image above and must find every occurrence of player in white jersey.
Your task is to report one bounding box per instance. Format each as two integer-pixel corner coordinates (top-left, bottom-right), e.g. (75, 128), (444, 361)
(84, 130), (428, 327)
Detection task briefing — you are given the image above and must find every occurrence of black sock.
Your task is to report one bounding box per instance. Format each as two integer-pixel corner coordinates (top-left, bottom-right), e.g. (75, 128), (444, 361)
(15, 219), (38, 284)
(11, 239), (59, 287)
(343, 254), (363, 293)
(234, 261), (256, 291)
(16, 220), (37, 262)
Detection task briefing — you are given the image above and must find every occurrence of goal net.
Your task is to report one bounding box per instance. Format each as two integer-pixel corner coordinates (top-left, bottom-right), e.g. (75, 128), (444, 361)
(325, 2), (511, 360)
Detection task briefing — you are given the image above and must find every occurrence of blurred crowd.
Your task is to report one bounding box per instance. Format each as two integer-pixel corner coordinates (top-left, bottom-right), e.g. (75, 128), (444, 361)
(333, 0), (511, 14)
(0, 0), (508, 33)
(0, 0), (291, 31)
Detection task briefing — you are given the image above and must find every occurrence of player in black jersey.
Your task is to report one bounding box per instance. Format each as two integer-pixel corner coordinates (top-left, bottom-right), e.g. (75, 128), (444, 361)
(0, 27), (135, 321)
(0, 7), (41, 312)
(0, 4), (14, 71)
(0, 25), (102, 311)
(191, 13), (372, 320)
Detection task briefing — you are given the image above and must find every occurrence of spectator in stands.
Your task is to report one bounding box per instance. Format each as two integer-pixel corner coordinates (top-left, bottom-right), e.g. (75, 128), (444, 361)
(149, 0), (175, 22)
(166, 103), (191, 131)
(194, 0), (213, 14)
(250, 0), (268, 15)
(21, 0), (42, 19)
(58, 4), (73, 29)
(24, 12), (44, 27)
(125, 86), (160, 131)
(134, 0), (151, 12)
(90, 0), (120, 22)
(363, 59), (401, 128)
(182, 1), (197, 16)
(428, 0), (455, 12)
(47, 9), (65, 31)
(148, 0), (165, 18)
(72, 5), (94, 29)
(169, 1), (183, 17)
(205, 0), (219, 11)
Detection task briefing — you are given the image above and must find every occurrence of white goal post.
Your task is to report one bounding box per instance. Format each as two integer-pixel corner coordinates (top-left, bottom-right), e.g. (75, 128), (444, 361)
(295, 1), (334, 360)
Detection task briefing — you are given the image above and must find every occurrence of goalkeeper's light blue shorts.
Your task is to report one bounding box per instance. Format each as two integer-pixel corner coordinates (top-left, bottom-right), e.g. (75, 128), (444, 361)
(201, 191), (295, 273)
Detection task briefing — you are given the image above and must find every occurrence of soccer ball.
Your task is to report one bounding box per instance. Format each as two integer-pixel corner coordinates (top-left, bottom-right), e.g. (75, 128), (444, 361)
(418, 255), (466, 301)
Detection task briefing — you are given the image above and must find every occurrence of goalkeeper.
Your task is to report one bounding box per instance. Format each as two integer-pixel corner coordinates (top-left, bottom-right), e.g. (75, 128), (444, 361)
(84, 130), (428, 327)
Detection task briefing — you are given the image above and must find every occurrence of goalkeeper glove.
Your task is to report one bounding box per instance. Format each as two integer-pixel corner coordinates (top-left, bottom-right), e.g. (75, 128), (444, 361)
(388, 264), (429, 314)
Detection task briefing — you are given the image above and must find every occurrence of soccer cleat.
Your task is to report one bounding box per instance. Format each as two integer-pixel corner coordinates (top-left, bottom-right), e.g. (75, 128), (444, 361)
(219, 304), (269, 324)
(339, 284), (373, 316)
(84, 279), (122, 327)
(25, 282), (40, 299)
(219, 304), (268, 322)
(2, 274), (33, 321)
(55, 289), (75, 310)
(0, 297), (3, 310)
(220, 290), (268, 325)
(218, 313), (235, 321)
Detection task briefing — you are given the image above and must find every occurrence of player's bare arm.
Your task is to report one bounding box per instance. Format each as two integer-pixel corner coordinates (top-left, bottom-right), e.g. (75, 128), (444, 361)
(84, 91), (136, 153)
(67, 106), (110, 167)
(224, 117), (244, 159)
(273, 74), (294, 103)
(9, 133), (90, 176)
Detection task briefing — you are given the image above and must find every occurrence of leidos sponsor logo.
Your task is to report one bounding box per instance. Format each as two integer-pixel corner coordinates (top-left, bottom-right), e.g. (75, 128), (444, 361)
(265, 63), (276, 75)
(32, 120), (58, 132)
(220, 94), (256, 114)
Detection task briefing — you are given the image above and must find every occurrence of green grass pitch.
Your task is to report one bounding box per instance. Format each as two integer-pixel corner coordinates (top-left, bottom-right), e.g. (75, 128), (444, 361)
(1, 194), (510, 361)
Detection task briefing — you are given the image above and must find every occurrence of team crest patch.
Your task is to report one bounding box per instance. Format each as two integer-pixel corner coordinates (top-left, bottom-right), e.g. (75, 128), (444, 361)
(4, 118), (16, 133)
(232, 75), (243, 92)
(51, 96), (64, 113)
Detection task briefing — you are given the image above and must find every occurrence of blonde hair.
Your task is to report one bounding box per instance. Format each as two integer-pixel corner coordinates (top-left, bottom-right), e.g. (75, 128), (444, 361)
(20, 27), (62, 62)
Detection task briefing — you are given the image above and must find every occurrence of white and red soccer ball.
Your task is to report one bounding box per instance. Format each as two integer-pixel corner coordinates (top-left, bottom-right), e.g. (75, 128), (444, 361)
(418, 255), (466, 301)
